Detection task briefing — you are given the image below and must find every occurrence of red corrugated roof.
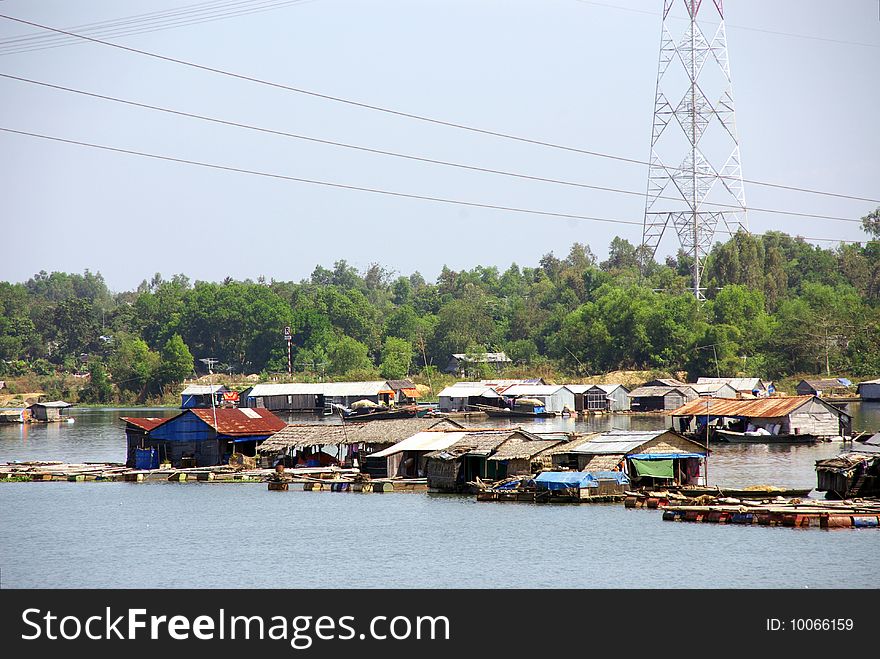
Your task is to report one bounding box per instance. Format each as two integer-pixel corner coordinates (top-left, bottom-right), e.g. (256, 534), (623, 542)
(121, 416), (169, 431)
(188, 408), (286, 436)
(668, 395), (847, 419)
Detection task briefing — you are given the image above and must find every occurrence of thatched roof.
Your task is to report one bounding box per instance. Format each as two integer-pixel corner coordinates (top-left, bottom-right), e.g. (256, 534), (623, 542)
(487, 438), (563, 461)
(579, 454), (626, 471)
(424, 429), (553, 460)
(258, 417), (463, 453)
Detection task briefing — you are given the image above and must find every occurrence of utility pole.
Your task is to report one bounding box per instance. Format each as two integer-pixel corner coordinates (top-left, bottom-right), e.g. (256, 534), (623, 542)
(283, 326), (292, 378)
(641, 0), (748, 299)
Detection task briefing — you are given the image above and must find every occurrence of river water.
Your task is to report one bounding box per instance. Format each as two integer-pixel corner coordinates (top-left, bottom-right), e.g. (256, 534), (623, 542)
(1, 405), (879, 589)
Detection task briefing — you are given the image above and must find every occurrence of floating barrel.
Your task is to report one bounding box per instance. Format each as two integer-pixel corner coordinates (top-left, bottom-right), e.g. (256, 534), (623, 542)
(662, 510), (676, 521)
(267, 481), (289, 492)
(821, 515), (853, 529)
(852, 516), (879, 528)
(624, 497), (638, 508)
(646, 498), (660, 509)
(730, 513), (754, 524)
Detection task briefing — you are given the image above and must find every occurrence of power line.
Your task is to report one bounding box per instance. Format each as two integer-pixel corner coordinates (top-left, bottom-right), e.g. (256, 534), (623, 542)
(1, 13), (877, 206)
(0, 71), (866, 225)
(0, 125), (872, 246)
(0, 1), (314, 56)
(572, 0), (880, 49)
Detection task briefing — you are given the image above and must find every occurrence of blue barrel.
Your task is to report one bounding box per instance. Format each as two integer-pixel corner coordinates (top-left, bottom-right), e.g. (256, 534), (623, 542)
(852, 516), (879, 528)
(134, 447), (159, 470)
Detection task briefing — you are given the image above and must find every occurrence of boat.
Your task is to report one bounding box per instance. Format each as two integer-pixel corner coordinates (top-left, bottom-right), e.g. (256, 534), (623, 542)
(666, 484), (814, 499)
(475, 404), (557, 419)
(713, 428), (819, 444)
(329, 402), (419, 422)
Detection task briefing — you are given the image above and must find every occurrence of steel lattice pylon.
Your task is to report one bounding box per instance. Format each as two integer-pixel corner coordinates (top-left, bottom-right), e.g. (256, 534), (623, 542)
(642, 0), (748, 299)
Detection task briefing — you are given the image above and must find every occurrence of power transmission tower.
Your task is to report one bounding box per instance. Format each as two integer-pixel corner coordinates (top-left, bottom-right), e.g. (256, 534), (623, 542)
(642, 0), (748, 299)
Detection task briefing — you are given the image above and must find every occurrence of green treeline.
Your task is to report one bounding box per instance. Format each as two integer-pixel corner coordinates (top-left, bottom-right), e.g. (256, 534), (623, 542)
(2, 228), (880, 403)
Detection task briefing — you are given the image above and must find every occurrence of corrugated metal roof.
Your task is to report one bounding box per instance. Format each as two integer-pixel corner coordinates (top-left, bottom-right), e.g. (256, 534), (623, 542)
(437, 386), (500, 398)
(386, 379), (416, 390)
(594, 384), (627, 393)
(370, 431), (468, 457)
(488, 438), (562, 461)
(629, 386), (690, 397)
(260, 417), (463, 451)
(188, 408), (286, 436)
(668, 395), (848, 419)
(696, 377), (764, 392)
(181, 384), (227, 395)
(571, 439), (654, 454)
(246, 381), (391, 397)
(30, 400), (72, 408)
(121, 416), (168, 431)
(497, 384), (571, 396)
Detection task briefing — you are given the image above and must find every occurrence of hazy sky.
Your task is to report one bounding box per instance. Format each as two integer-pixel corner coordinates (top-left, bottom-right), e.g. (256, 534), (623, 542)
(1, 0), (878, 291)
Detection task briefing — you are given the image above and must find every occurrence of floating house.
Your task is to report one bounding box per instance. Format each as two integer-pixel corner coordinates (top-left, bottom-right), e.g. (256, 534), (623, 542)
(549, 429), (708, 488)
(239, 381), (395, 412)
(122, 417), (170, 469)
(495, 384), (576, 414)
(628, 385), (697, 412)
(444, 352), (512, 376)
(856, 379), (880, 400)
(257, 417), (463, 474)
(567, 384), (631, 412)
(180, 384), (229, 409)
(367, 419), (469, 477)
(669, 395), (852, 440)
(795, 378), (853, 397)
(486, 435), (562, 476)
(0, 408), (30, 424)
(816, 452), (880, 499)
(27, 401), (72, 422)
(437, 384), (502, 412)
(534, 470), (630, 501)
(386, 379), (420, 404)
(695, 377), (773, 397)
(424, 429), (543, 492)
(123, 408), (286, 468)
(690, 382), (739, 399)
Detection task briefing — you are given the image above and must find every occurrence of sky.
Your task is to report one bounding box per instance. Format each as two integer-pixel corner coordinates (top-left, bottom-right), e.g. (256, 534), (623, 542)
(1, 0), (878, 291)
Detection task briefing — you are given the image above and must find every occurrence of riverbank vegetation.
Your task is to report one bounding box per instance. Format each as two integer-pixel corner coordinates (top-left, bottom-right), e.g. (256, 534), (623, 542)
(2, 224), (880, 404)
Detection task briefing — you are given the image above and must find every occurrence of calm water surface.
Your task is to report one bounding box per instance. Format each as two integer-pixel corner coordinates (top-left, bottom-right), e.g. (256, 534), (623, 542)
(1, 405), (879, 589)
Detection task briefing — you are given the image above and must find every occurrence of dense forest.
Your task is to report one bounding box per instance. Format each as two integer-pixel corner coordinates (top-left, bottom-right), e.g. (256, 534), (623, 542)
(2, 216), (880, 403)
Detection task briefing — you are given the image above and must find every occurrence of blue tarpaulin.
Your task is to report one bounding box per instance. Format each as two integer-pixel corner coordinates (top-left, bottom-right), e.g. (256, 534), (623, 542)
(134, 447), (159, 470)
(535, 470), (629, 490)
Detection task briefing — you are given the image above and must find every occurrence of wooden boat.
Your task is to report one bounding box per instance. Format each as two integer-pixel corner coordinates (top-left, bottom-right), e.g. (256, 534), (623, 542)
(714, 428), (818, 444)
(475, 404), (556, 418)
(667, 484), (814, 499)
(344, 406), (418, 422)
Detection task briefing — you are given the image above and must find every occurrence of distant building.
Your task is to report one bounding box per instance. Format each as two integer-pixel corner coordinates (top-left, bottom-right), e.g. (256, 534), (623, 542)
(566, 384), (631, 412)
(628, 385), (698, 412)
(180, 384), (229, 409)
(691, 382), (739, 399)
(386, 379), (420, 404)
(239, 381), (395, 412)
(437, 384), (502, 412)
(444, 352), (512, 376)
(27, 401), (72, 422)
(494, 384), (576, 414)
(795, 378), (853, 397)
(696, 377), (773, 397)
(856, 379), (880, 401)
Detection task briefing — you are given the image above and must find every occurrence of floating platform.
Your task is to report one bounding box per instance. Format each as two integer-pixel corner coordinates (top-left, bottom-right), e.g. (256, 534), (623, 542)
(476, 490), (627, 503)
(268, 478), (427, 493)
(660, 501), (880, 529)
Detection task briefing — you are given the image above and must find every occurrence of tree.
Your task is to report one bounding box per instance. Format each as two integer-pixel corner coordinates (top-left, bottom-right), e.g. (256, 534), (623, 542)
(379, 337), (413, 380)
(156, 334), (194, 387)
(80, 359), (114, 403)
(600, 237), (639, 271)
(861, 206), (880, 238)
(328, 335), (373, 375)
(110, 334), (160, 400)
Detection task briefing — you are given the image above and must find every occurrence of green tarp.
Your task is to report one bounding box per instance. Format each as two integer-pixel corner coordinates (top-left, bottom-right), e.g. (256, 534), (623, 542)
(632, 458), (674, 479)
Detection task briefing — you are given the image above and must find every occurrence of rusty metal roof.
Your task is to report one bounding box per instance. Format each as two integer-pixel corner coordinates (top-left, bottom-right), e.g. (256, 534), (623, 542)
(121, 416), (168, 431)
(189, 408), (286, 436)
(668, 395), (846, 419)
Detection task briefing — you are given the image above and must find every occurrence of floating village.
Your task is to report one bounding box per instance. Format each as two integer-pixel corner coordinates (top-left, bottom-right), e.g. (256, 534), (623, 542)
(3, 356), (880, 532)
